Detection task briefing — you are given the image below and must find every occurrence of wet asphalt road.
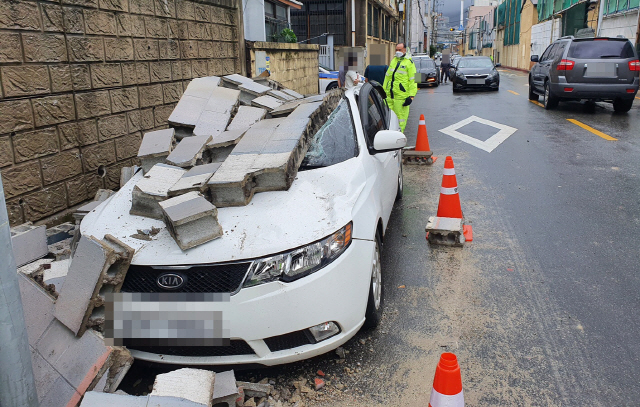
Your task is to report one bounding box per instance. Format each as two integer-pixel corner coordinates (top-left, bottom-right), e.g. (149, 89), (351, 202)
(122, 73), (640, 405)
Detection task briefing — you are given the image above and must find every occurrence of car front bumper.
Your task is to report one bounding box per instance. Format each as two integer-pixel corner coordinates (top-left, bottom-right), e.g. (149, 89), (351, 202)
(453, 77), (499, 89)
(120, 238), (375, 366)
(550, 78), (639, 100)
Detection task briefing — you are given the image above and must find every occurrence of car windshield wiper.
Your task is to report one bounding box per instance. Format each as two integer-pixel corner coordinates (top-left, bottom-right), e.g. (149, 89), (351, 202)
(599, 55), (622, 58)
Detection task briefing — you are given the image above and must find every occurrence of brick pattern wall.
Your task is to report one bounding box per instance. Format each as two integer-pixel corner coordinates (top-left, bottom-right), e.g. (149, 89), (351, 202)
(0, 0), (242, 226)
(248, 42), (319, 96)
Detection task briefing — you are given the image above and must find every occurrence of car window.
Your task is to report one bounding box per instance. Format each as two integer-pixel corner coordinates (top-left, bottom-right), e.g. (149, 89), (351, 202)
(362, 94), (385, 147)
(414, 58), (435, 69)
(540, 44), (555, 62)
(369, 86), (389, 128)
(567, 40), (635, 59)
(301, 99), (358, 168)
(457, 58), (494, 68)
(552, 43), (567, 61)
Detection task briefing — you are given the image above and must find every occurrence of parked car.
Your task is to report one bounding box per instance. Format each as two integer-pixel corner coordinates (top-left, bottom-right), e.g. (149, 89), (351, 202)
(529, 36), (640, 112)
(82, 83), (407, 366)
(451, 56), (500, 92)
(413, 56), (440, 87)
(319, 64), (339, 93)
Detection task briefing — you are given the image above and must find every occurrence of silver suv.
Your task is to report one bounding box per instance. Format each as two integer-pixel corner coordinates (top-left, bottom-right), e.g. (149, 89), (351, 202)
(529, 36), (640, 112)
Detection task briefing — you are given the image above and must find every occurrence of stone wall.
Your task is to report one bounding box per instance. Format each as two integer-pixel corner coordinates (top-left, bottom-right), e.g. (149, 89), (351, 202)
(0, 0), (243, 226)
(247, 42), (319, 95)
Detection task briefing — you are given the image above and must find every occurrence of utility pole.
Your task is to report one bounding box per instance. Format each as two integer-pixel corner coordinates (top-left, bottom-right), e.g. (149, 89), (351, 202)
(0, 177), (38, 407)
(405, 0), (412, 51)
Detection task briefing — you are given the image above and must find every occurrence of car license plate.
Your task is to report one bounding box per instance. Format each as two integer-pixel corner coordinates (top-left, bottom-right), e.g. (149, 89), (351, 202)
(585, 62), (616, 77)
(467, 78), (485, 85)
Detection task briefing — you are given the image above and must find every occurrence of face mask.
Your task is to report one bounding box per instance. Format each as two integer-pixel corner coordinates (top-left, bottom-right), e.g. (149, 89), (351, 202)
(395, 51), (405, 58)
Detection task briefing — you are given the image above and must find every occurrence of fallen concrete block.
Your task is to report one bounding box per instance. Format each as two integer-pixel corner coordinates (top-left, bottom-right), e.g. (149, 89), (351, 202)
(159, 191), (223, 250)
(95, 189), (115, 202)
(267, 89), (295, 102)
(193, 87), (241, 138)
(207, 129), (249, 149)
(73, 200), (103, 225)
(46, 222), (76, 245)
(236, 382), (270, 399)
(227, 106), (266, 131)
(130, 163), (186, 219)
(221, 74), (254, 89)
(151, 368), (215, 406)
(10, 222), (48, 267)
(54, 234), (133, 336)
(166, 135), (212, 168)
(137, 128), (176, 173)
(302, 94), (324, 103)
(43, 258), (70, 291)
(282, 88), (304, 99)
(425, 216), (466, 246)
(49, 237), (73, 261)
(80, 391), (149, 407)
(168, 162), (222, 196)
(250, 95), (283, 111)
(168, 77), (221, 127)
(238, 81), (272, 104)
(212, 370), (239, 407)
(20, 273), (132, 405)
(269, 99), (305, 117)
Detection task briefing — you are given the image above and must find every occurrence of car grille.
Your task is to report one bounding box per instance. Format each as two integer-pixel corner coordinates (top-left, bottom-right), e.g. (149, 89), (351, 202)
(124, 339), (256, 357)
(264, 329), (316, 352)
(120, 263), (251, 294)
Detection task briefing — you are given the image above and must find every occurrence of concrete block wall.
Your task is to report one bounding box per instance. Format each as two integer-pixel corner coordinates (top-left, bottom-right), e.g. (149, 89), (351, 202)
(600, 12), (639, 45)
(0, 0), (243, 226)
(247, 42), (319, 96)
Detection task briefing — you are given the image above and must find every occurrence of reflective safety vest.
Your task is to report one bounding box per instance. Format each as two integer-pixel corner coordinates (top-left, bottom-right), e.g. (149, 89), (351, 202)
(383, 55), (418, 100)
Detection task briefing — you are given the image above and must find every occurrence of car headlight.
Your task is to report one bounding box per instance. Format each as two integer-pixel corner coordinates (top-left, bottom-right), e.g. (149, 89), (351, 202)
(456, 71), (465, 78)
(243, 222), (353, 287)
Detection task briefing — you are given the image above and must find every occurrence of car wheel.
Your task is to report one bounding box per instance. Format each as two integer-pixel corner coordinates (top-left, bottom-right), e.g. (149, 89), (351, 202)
(544, 81), (558, 110)
(528, 77), (538, 101)
(326, 82), (338, 92)
(452, 86), (458, 93)
(584, 100), (597, 113)
(613, 98), (633, 113)
(395, 162), (403, 201)
(363, 235), (384, 328)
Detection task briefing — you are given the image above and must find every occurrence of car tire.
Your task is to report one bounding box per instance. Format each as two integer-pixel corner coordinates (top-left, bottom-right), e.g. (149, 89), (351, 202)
(613, 98), (633, 113)
(544, 81), (558, 110)
(452, 87), (458, 93)
(326, 82), (338, 92)
(395, 162), (403, 201)
(584, 100), (597, 113)
(528, 77), (538, 101)
(363, 234), (384, 329)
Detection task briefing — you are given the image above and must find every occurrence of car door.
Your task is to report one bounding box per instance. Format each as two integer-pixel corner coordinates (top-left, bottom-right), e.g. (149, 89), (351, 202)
(359, 85), (398, 222)
(532, 44), (555, 90)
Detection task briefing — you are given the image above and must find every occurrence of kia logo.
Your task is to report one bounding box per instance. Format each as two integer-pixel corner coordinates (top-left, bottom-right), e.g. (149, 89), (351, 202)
(156, 273), (186, 290)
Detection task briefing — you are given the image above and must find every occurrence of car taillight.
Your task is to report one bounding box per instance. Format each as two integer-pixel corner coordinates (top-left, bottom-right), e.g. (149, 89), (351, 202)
(557, 60), (575, 71)
(629, 60), (640, 71)
(564, 87), (574, 92)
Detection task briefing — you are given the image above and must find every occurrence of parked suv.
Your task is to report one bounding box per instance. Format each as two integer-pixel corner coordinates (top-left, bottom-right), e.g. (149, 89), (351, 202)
(529, 36), (640, 112)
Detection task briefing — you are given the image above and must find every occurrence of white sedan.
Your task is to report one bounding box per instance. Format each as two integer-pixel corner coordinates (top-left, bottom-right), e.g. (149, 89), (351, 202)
(82, 83), (406, 366)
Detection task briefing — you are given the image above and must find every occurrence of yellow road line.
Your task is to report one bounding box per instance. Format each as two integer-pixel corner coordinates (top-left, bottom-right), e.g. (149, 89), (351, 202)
(567, 119), (617, 141)
(508, 90), (520, 95)
(636, 96), (640, 100)
(529, 100), (544, 108)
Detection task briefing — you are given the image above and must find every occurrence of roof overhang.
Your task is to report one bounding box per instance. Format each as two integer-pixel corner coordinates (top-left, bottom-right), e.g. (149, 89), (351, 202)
(277, 0), (302, 10)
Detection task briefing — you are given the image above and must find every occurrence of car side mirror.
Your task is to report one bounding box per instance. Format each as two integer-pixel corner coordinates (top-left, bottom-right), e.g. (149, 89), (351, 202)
(531, 55), (539, 62)
(373, 130), (407, 153)
(495, 63), (502, 67)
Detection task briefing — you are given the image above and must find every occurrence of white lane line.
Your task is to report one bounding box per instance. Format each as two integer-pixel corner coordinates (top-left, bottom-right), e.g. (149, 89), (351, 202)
(439, 115), (518, 153)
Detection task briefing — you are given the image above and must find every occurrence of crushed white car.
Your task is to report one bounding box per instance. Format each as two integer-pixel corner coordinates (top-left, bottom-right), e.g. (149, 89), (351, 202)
(81, 79), (406, 366)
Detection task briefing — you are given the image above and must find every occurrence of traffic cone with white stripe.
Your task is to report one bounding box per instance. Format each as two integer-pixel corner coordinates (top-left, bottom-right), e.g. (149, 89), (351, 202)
(415, 114), (431, 152)
(429, 353), (465, 407)
(402, 114), (435, 164)
(425, 156), (473, 246)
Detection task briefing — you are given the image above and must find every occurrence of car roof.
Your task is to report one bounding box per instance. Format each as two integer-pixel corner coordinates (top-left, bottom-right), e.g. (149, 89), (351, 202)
(459, 56), (491, 59)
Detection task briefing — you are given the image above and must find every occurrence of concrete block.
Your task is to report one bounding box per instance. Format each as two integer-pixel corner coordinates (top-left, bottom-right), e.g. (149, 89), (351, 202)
(168, 77), (222, 127)
(138, 128), (175, 173)
(287, 102), (322, 120)
(425, 216), (465, 246)
(30, 346), (61, 403)
(227, 106), (266, 131)
(166, 135), (212, 167)
(95, 189), (115, 202)
(267, 89), (295, 102)
(193, 87), (240, 138)
(159, 192), (222, 250)
(212, 370), (238, 407)
(81, 391), (149, 407)
(282, 88), (304, 99)
(236, 382), (270, 398)
(207, 129), (248, 149)
(302, 94), (324, 103)
(168, 162), (222, 196)
(46, 222), (76, 245)
(54, 234), (133, 336)
(183, 76), (221, 99)
(269, 99), (305, 117)
(18, 273), (55, 346)
(43, 258), (70, 291)
(221, 74), (254, 89)
(238, 81), (272, 104)
(151, 368), (215, 406)
(10, 222), (48, 267)
(38, 373), (81, 407)
(250, 95), (283, 111)
(130, 164), (186, 219)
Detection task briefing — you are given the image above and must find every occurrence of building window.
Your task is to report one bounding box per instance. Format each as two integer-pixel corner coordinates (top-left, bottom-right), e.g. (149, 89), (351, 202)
(265, 0), (289, 42)
(373, 6), (380, 38)
(368, 2), (373, 36)
(291, 0), (347, 45)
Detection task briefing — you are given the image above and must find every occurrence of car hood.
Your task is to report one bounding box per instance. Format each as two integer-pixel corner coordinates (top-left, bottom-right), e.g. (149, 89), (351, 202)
(81, 157), (366, 265)
(458, 67), (496, 75)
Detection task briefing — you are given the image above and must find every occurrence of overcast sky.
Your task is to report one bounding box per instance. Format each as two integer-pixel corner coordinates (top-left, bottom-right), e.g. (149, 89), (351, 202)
(436, 0), (475, 28)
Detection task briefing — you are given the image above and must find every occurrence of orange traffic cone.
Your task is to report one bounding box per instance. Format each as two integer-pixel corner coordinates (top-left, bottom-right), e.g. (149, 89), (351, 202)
(415, 114), (431, 152)
(436, 156), (463, 219)
(429, 353), (465, 407)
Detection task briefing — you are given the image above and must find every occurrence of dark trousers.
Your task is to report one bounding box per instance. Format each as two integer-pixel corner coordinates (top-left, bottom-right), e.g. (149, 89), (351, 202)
(440, 65), (450, 82)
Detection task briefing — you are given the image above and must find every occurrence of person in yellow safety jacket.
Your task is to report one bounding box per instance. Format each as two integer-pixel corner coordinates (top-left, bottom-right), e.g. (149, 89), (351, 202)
(383, 43), (417, 133)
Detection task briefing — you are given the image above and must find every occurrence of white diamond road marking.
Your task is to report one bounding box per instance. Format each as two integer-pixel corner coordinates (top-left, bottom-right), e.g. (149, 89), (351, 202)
(438, 115), (517, 153)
